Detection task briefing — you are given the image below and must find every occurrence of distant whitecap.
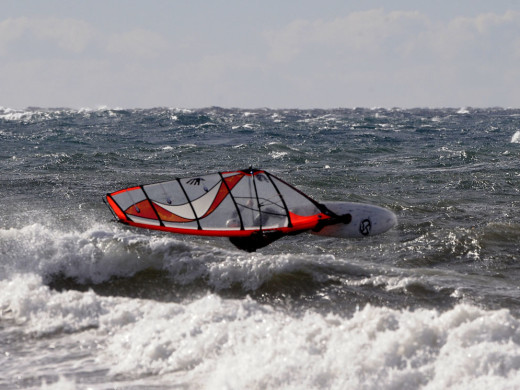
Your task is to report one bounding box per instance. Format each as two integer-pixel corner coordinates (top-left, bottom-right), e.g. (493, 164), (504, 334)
(270, 151), (288, 159)
(512, 131), (520, 143)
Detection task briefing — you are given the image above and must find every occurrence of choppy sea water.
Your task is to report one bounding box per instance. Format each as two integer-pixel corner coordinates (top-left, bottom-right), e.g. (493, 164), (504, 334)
(1, 106), (520, 389)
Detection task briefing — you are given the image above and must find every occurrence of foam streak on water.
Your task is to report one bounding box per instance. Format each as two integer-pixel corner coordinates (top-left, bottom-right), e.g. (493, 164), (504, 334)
(1, 107), (520, 388)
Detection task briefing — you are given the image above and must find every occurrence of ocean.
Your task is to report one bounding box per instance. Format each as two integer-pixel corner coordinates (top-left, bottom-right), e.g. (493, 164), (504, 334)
(1, 106), (520, 389)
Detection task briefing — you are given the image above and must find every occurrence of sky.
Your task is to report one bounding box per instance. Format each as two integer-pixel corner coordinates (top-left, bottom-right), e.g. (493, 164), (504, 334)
(1, 0), (519, 109)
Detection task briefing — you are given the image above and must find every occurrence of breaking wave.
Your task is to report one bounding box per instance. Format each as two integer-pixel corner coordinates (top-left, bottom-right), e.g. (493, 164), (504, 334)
(2, 273), (520, 389)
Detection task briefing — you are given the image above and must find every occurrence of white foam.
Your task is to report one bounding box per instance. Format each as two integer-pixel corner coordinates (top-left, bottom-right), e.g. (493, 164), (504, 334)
(204, 252), (335, 291)
(106, 301), (520, 389)
(0, 221), (341, 292)
(3, 274), (520, 389)
(232, 124), (255, 130)
(270, 151), (288, 159)
(0, 109), (35, 121)
(0, 223), (181, 283)
(0, 274), (106, 335)
(163, 107), (192, 114)
(511, 131), (520, 143)
(41, 376), (77, 390)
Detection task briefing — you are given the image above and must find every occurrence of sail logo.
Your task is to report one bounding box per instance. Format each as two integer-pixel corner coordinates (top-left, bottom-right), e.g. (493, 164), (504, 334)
(359, 219), (371, 236)
(187, 178), (205, 185)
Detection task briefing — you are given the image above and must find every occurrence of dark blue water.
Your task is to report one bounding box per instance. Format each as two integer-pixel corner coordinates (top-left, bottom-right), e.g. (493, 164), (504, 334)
(1, 106), (520, 389)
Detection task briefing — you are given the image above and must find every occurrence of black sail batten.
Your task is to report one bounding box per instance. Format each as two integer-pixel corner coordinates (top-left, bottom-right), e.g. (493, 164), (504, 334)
(219, 172), (245, 230)
(140, 185), (164, 227)
(269, 172), (345, 219)
(250, 169), (263, 232)
(264, 171), (293, 228)
(176, 178), (202, 230)
(269, 173), (326, 211)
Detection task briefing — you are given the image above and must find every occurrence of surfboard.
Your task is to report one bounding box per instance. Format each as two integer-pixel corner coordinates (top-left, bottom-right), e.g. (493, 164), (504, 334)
(311, 201), (397, 238)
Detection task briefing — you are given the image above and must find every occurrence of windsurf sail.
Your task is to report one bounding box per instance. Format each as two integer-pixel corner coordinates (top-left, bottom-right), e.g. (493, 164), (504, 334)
(105, 168), (350, 251)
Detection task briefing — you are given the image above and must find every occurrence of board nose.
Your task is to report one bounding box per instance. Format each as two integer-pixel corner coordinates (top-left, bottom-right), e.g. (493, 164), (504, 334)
(372, 208), (397, 235)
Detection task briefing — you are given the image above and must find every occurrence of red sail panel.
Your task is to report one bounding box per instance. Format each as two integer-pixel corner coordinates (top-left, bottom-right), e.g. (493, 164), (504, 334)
(125, 200), (158, 220)
(288, 212), (326, 231)
(200, 173), (244, 219)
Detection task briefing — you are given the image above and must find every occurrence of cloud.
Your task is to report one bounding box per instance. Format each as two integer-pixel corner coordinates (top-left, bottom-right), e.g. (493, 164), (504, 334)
(0, 17), (27, 54)
(1, 9), (519, 108)
(0, 16), (175, 108)
(265, 9), (520, 63)
(265, 9), (428, 62)
(31, 17), (95, 53)
(0, 17), (95, 55)
(0, 17), (170, 59)
(406, 10), (520, 62)
(106, 29), (170, 58)
(260, 9), (520, 107)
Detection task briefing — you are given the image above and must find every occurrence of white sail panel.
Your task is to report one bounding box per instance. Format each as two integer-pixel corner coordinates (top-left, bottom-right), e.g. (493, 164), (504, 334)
(154, 181), (221, 219)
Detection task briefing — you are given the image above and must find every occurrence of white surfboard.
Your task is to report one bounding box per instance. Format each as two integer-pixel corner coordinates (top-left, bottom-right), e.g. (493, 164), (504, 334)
(312, 201), (397, 238)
